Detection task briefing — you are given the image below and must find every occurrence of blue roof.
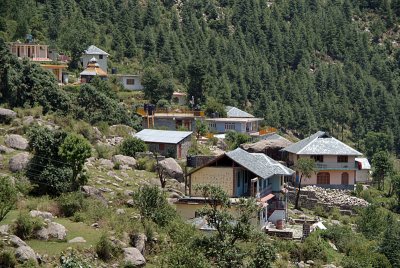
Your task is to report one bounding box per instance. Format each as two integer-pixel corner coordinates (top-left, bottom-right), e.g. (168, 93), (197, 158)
(134, 129), (192, 144)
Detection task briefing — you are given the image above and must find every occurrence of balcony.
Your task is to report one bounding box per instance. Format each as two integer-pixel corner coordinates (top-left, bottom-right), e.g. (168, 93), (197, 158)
(136, 107), (205, 117)
(315, 162), (357, 170)
(257, 185), (273, 199)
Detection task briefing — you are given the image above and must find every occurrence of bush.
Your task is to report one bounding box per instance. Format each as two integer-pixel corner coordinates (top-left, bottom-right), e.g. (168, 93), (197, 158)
(12, 212), (44, 240)
(330, 207), (341, 220)
(136, 157), (156, 171)
(0, 250), (17, 268)
(96, 234), (120, 261)
(119, 137), (147, 157)
(0, 176), (18, 221)
(60, 251), (92, 268)
(314, 205), (328, 218)
(58, 192), (87, 217)
(95, 143), (114, 159)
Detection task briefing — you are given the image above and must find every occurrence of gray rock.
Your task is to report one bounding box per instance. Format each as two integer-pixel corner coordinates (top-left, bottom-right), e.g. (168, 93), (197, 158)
(5, 134), (29, 150)
(22, 116), (35, 126)
(112, 155), (137, 168)
(92, 127), (103, 140)
(123, 247), (146, 266)
(99, 158), (114, 169)
(306, 260), (315, 265)
(0, 108), (17, 123)
(9, 235), (27, 247)
(29, 210), (54, 220)
(158, 158), (184, 182)
(0, 224), (9, 235)
(124, 190), (134, 196)
(0, 145), (14, 154)
(68, 237), (87, 243)
(36, 222), (67, 241)
(328, 241), (338, 251)
(132, 233), (147, 255)
(126, 199), (135, 207)
(116, 209), (126, 215)
(9, 152), (31, 172)
(15, 246), (37, 263)
(81, 185), (108, 205)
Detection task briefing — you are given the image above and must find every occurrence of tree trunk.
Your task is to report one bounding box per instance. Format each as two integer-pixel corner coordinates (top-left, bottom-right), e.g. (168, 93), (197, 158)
(295, 175), (303, 210)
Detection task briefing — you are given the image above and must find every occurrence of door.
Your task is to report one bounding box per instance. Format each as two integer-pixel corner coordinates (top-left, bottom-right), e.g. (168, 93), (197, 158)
(341, 172), (349, 185)
(317, 172), (330, 185)
(178, 144), (182, 159)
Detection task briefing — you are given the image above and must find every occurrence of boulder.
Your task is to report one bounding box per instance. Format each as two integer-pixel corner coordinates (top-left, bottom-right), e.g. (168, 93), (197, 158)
(15, 246), (37, 263)
(81, 185), (108, 205)
(158, 158), (184, 182)
(22, 116), (35, 126)
(9, 235), (27, 247)
(216, 139), (228, 150)
(0, 145), (14, 154)
(68, 237), (87, 243)
(109, 124), (135, 137)
(123, 247), (146, 266)
(132, 233), (147, 255)
(98, 158), (114, 170)
(0, 224), (9, 235)
(124, 190), (134, 197)
(0, 108), (17, 123)
(9, 152), (31, 172)
(29, 210), (54, 220)
(112, 155), (137, 168)
(126, 199), (135, 207)
(116, 209), (126, 215)
(36, 222), (67, 241)
(5, 134), (29, 150)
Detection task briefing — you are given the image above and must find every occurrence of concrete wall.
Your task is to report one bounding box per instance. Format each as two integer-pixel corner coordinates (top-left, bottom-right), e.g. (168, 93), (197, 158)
(302, 170), (356, 186)
(145, 136), (191, 159)
(190, 167), (234, 197)
(208, 121), (245, 133)
(271, 175), (283, 192)
(82, 54), (108, 72)
(268, 210), (285, 225)
(143, 118), (196, 131)
(356, 170), (370, 183)
(118, 76), (143, 90)
(289, 154), (356, 166)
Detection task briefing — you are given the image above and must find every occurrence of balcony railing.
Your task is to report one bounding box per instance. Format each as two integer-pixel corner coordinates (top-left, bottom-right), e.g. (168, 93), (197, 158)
(315, 162), (357, 170)
(136, 107), (205, 117)
(257, 185), (273, 199)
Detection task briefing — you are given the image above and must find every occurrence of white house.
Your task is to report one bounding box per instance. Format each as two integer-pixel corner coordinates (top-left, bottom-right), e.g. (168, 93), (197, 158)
(116, 74), (143, 90)
(81, 45), (109, 73)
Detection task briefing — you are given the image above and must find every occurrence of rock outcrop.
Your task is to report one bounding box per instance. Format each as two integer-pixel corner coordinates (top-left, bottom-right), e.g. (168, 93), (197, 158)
(112, 155), (137, 168)
(158, 158), (184, 182)
(5, 134), (29, 150)
(30, 210), (54, 220)
(123, 247), (146, 266)
(36, 222), (67, 241)
(9, 152), (31, 172)
(68, 237), (87, 243)
(15, 246), (37, 263)
(0, 108), (17, 123)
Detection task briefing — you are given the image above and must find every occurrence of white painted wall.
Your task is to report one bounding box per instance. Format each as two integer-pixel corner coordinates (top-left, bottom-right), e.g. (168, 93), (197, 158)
(268, 210), (285, 225)
(118, 76), (143, 90)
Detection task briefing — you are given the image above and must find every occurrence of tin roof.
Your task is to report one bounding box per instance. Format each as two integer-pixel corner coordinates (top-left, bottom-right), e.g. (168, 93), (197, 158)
(282, 131), (362, 156)
(355, 158), (371, 170)
(84, 45), (109, 56)
(134, 129), (192, 144)
(226, 106), (255, 118)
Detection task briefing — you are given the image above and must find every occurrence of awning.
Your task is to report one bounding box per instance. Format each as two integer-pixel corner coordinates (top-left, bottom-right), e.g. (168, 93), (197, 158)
(260, 193), (275, 203)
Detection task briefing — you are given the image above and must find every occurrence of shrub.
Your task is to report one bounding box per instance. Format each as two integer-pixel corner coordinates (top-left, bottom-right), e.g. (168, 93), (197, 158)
(136, 157), (156, 172)
(0, 250), (18, 268)
(95, 143), (114, 159)
(60, 251), (92, 268)
(300, 232), (331, 262)
(314, 205), (328, 218)
(119, 137), (147, 157)
(0, 176), (18, 221)
(58, 192), (87, 217)
(96, 234), (120, 261)
(12, 212), (44, 240)
(330, 207), (341, 220)
(355, 183), (363, 196)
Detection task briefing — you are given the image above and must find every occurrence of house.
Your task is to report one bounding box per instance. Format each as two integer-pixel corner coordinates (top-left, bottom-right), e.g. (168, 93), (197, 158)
(116, 74), (143, 90)
(137, 105), (205, 131)
(8, 40), (67, 84)
(81, 45), (109, 73)
(134, 129), (192, 159)
(282, 131), (363, 190)
(80, 57), (108, 83)
(355, 157), (371, 183)
(172, 92), (187, 106)
(177, 148), (294, 225)
(206, 106), (263, 134)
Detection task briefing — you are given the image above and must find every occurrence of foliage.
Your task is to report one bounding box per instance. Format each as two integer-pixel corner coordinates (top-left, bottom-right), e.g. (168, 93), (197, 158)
(379, 214), (400, 267)
(12, 212), (44, 240)
(294, 158), (316, 209)
(250, 240), (276, 268)
(142, 65), (174, 104)
(59, 251), (92, 268)
(0, 250), (17, 268)
(372, 151), (393, 190)
(160, 244), (211, 268)
(195, 120), (208, 139)
(203, 97), (227, 117)
(133, 185), (176, 227)
(225, 131), (250, 149)
(0, 176), (18, 221)
(95, 234), (120, 261)
(59, 133), (91, 191)
(119, 137), (147, 157)
(357, 205), (388, 240)
(57, 192), (87, 217)
(364, 132), (394, 159)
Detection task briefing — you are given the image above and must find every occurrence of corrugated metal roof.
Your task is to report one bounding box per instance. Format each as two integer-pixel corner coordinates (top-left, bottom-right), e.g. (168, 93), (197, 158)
(282, 131), (362, 156)
(134, 129), (192, 144)
(84, 45), (109, 55)
(226, 106), (255, 118)
(226, 148), (294, 179)
(355, 158), (371, 169)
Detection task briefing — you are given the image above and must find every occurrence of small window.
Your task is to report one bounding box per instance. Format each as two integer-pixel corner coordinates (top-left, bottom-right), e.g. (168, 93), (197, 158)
(224, 123), (235, 130)
(311, 155), (324, 162)
(208, 122), (216, 129)
(99, 55), (103, 59)
(159, 144), (165, 150)
(126, 79), (135, 85)
(337, 155), (348, 163)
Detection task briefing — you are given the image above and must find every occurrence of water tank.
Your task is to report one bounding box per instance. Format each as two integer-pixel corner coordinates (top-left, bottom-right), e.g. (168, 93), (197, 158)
(111, 67), (117, 74)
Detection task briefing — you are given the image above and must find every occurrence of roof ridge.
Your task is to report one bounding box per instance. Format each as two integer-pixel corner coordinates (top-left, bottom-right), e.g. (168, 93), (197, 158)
(296, 132), (323, 154)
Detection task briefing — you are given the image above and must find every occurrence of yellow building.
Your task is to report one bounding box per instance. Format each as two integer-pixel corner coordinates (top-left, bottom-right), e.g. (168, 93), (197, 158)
(282, 131), (363, 190)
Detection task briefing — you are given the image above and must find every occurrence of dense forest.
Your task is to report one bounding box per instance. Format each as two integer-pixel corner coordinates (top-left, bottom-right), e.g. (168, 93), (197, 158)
(1, 0), (400, 152)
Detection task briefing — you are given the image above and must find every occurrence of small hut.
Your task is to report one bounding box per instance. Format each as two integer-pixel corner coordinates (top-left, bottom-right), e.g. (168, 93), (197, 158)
(80, 57), (107, 83)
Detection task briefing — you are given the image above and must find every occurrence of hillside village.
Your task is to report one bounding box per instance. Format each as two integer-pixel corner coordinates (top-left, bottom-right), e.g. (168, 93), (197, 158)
(2, 1), (400, 267)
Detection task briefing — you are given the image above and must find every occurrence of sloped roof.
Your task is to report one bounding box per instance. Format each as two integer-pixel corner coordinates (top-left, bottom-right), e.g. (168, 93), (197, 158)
(282, 131), (362, 156)
(225, 148), (294, 179)
(355, 158), (371, 170)
(84, 45), (109, 56)
(226, 106), (254, 118)
(134, 129), (192, 144)
(80, 58), (107, 76)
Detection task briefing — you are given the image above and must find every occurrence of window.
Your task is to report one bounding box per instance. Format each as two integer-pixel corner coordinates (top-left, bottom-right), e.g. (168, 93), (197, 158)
(159, 144), (165, 150)
(317, 172), (330, 185)
(311, 155), (324, 162)
(126, 78), (135, 85)
(99, 55), (103, 59)
(341, 172), (349, 185)
(224, 123), (235, 130)
(208, 122), (216, 129)
(337, 155), (348, 163)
